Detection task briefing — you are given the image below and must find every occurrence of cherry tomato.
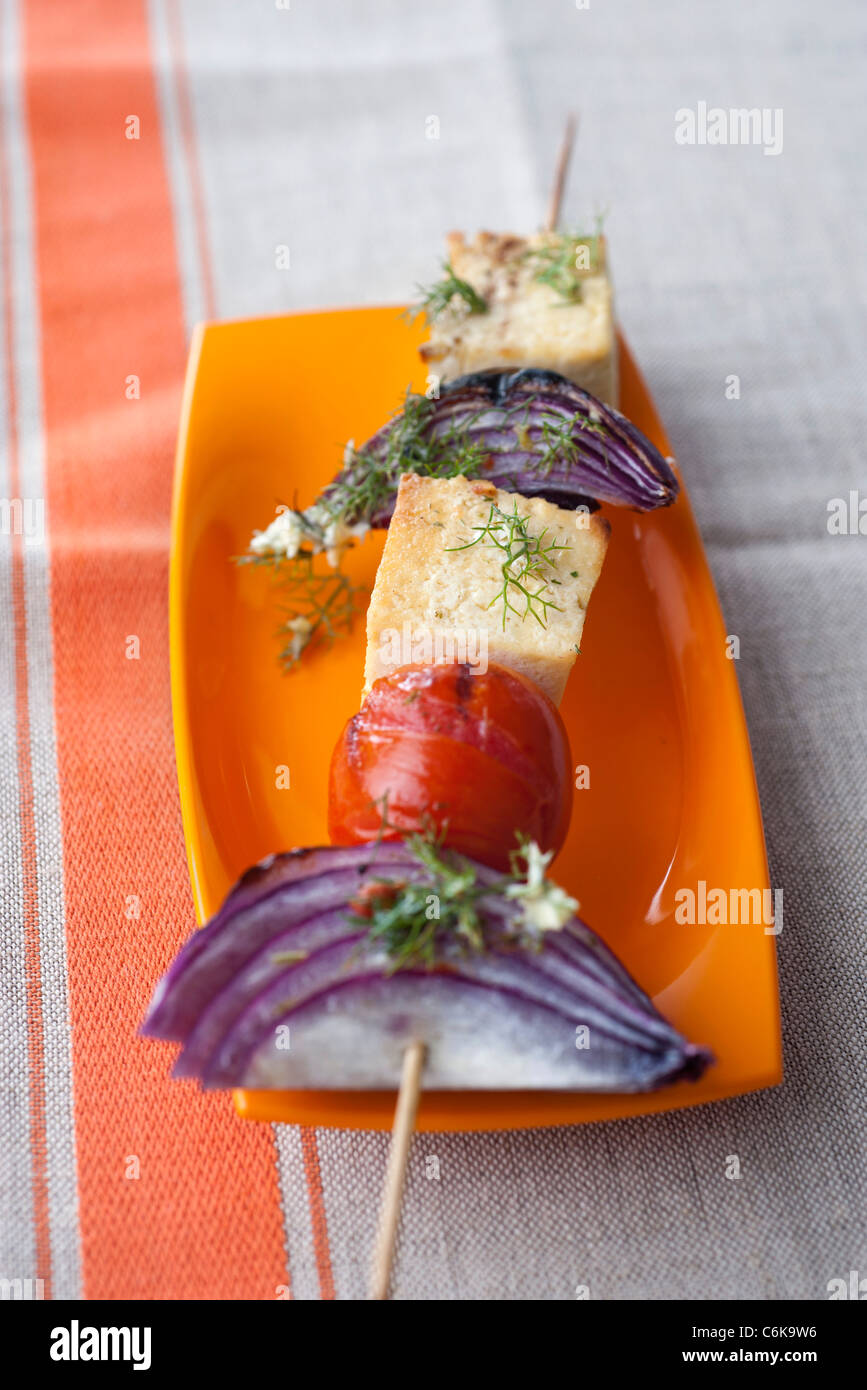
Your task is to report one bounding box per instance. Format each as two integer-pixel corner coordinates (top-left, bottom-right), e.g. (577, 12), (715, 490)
(328, 662), (573, 871)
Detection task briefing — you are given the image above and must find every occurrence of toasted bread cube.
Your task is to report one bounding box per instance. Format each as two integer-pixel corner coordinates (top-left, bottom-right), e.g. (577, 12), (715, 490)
(363, 474), (609, 706)
(419, 230), (618, 407)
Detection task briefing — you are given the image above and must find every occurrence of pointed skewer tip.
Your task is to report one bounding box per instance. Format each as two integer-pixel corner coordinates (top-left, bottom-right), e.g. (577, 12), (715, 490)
(369, 1040), (427, 1300)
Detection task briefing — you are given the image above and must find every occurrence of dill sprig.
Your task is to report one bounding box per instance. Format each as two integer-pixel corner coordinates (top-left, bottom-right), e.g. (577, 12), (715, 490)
(532, 409), (608, 476)
(523, 221), (605, 303)
(349, 827), (578, 970)
(407, 260), (488, 321)
(322, 390), (493, 528)
(275, 555), (362, 670)
(240, 549), (364, 670)
(446, 499), (570, 629)
(356, 835), (485, 971)
(248, 388), (555, 552)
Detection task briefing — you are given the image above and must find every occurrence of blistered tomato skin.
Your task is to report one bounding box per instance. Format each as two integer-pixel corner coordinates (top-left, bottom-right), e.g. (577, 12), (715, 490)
(328, 662), (573, 871)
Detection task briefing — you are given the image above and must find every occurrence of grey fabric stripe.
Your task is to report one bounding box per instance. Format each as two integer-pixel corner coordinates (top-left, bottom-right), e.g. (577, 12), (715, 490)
(317, 1131), (384, 1301)
(1, 0), (82, 1300)
(172, 0), (537, 319)
(273, 1125), (322, 1300)
(149, 0), (211, 337)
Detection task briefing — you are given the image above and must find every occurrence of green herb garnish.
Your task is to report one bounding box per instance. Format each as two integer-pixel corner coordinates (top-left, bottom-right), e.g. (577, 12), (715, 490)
(240, 548), (364, 671)
(322, 390), (493, 530)
(407, 260), (488, 321)
(446, 498), (570, 629)
(349, 829), (579, 970)
(523, 220), (605, 303)
(357, 835), (484, 971)
(530, 408), (611, 479)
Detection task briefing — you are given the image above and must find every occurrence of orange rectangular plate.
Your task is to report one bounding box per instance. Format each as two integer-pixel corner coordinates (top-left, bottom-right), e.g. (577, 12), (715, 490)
(169, 307), (781, 1131)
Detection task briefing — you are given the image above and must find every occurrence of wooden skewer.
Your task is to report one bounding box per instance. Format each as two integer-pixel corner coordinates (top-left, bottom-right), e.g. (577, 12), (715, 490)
(368, 122), (579, 1301)
(544, 112), (578, 232)
(369, 1040), (427, 1300)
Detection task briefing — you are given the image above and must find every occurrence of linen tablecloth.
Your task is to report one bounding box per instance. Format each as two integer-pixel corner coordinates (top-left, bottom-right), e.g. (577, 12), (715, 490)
(1, 0), (864, 1300)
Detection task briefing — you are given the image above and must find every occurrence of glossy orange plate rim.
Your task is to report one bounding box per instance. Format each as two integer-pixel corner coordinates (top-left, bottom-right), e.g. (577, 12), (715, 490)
(168, 306), (782, 1131)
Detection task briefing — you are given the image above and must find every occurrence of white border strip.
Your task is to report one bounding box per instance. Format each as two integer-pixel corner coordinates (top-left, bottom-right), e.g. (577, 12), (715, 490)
(1, 0), (82, 1301)
(0, 139), (35, 1290)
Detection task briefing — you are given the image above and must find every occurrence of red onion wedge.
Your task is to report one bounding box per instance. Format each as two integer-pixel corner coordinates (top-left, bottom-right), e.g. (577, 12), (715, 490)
(325, 369), (679, 527)
(142, 841), (711, 1092)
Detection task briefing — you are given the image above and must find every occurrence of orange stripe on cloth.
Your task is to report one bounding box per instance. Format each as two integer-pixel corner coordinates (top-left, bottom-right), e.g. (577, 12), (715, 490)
(300, 1129), (336, 1300)
(0, 73), (51, 1299)
(24, 0), (288, 1299)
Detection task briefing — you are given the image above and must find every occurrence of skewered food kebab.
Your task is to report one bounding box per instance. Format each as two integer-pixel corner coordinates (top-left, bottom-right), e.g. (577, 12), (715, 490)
(143, 232), (705, 1098)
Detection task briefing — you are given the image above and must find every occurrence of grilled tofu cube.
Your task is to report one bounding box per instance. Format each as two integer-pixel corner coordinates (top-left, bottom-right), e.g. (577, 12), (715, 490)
(419, 230), (618, 407)
(363, 474), (609, 706)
